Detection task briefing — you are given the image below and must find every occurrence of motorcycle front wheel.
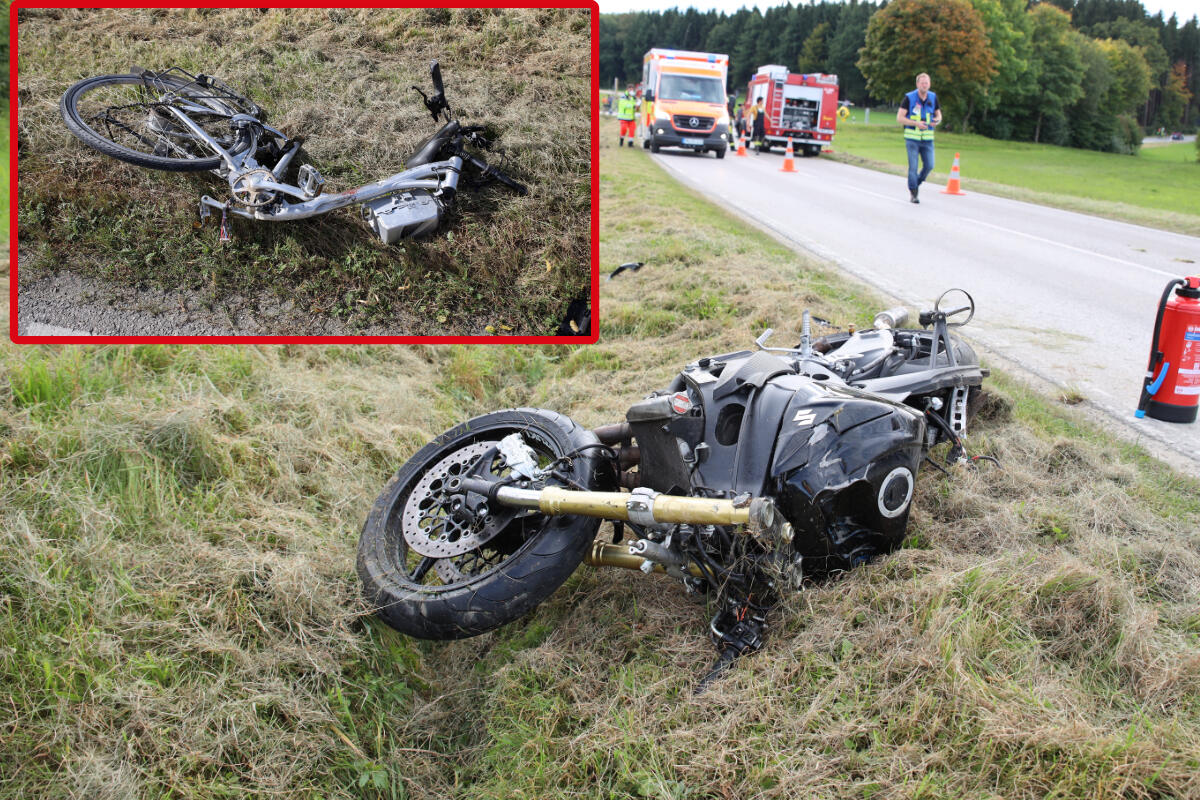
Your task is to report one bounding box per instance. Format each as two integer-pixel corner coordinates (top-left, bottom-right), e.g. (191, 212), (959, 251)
(356, 409), (604, 640)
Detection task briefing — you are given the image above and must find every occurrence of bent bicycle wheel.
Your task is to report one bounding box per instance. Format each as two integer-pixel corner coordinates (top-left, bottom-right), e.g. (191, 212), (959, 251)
(357, 409), (605, 640)
(60, 72), (257, 172)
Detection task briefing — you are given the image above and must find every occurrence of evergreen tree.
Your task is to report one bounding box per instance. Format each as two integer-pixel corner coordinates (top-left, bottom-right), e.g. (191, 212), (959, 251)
(798, 21), (832, 73)
(827, 2), (877, 106)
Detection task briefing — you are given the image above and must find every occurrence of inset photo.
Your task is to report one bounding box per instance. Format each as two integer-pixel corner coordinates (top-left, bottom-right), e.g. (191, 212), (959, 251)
(14, 6), (596, 340)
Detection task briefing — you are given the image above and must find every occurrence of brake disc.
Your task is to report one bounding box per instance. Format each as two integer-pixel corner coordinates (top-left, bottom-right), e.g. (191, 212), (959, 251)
(401, 440), (501, 560)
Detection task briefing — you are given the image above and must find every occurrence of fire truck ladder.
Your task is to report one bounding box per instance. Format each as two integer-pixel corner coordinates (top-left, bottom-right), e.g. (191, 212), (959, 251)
(768, 77), (785, 129)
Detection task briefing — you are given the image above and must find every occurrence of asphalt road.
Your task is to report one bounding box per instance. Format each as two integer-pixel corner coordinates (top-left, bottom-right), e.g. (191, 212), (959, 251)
(650, 147), (1200, 476)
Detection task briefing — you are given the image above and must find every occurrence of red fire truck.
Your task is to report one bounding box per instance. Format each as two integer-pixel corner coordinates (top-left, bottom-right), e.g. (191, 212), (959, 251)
(745, 65), (839, 156)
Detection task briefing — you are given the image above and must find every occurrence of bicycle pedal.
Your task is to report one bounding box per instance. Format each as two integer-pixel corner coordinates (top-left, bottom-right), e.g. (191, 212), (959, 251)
(298, 164), (325, 199)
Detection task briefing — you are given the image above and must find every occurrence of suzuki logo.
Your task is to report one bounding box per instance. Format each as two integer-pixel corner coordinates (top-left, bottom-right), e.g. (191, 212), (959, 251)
(793, 409), (817, 426)
(689, 117), (699, 127)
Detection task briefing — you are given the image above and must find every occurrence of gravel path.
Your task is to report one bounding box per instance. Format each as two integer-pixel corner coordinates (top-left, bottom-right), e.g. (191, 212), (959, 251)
(15, 249), (427, 338)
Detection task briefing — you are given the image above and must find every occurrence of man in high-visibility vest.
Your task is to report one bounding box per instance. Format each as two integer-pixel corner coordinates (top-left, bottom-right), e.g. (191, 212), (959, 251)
(617, 86), (637, 148)
(896, 72), (942, 204)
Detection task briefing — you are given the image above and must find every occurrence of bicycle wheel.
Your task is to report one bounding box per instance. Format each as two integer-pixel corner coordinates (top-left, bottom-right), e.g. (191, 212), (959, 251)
(60, 73), (256, 172)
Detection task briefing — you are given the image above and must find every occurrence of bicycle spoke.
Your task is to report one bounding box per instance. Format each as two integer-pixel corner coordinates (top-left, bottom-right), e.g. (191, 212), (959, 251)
(65, 74), (252, 168)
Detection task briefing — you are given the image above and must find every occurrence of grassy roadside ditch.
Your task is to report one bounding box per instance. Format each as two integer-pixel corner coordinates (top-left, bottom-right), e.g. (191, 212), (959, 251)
(16, 8), (591, 335)
(2, 121), (1200, 799)
(827, 119), (1200, 236)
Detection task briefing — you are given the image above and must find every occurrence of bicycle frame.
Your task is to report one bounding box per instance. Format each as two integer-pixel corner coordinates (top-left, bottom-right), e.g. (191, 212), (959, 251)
(176, 105), (463, 225)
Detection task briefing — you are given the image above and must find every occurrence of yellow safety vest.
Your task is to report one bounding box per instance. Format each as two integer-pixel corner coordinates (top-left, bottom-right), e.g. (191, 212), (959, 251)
(903, 89), (936, 141)
(617, 95), (636, 121)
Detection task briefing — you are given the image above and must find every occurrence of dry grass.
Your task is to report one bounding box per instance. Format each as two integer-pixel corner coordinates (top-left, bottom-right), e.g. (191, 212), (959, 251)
(16, 8), (591, 334)
(2, 117), (1199, 799)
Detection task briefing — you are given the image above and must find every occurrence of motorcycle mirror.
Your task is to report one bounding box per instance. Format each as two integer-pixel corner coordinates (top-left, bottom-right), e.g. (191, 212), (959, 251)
(430, 60), (444, 95)
(755, 328), (774, 349)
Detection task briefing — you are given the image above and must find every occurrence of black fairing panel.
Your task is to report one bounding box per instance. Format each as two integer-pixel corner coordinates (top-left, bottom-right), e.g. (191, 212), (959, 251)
(407, 120), (460, 167)
(770, 390), (925, 574)
(634, 351), (926, 574)
(686, 367), (829, 496)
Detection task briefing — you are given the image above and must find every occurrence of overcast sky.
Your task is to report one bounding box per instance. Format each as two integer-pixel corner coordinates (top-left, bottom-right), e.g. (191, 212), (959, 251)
(596, 0), (1199, 25)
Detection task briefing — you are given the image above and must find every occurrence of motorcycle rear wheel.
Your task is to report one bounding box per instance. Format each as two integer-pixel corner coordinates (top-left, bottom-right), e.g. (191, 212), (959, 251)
(357, 409), (603, 640)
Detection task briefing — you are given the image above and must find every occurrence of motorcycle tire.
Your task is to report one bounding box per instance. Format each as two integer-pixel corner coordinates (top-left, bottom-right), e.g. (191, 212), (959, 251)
(357, 408), (603, 640)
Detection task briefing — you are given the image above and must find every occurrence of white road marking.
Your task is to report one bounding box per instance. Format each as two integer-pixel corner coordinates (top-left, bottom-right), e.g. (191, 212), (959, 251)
(960, 217), (1184, 278)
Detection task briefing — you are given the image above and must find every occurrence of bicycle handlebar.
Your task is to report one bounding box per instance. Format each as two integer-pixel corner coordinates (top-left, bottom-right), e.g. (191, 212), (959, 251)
(466, 153), (528, 195)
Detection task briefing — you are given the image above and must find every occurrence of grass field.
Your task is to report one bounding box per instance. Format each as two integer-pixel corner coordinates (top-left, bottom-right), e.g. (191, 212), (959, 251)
(829, 117), (1200, 235)
(2, 116), (1199, 798)
(16, 8), (591, 335)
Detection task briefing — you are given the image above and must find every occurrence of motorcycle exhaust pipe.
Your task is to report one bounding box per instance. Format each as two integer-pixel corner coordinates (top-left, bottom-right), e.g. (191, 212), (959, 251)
(592, 422), (631, 444)
(873, 306), (910, 329)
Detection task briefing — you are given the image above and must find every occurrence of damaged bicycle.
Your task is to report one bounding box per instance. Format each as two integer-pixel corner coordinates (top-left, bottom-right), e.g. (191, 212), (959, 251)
(60, 60), (527, 244)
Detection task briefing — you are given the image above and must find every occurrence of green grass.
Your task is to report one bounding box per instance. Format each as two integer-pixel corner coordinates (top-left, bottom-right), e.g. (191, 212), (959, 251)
(830, 118), (1200, 234)
(1, 104), (8, 236)
(1, 118), (1199, 799)
(1139, 140), (1199, 164)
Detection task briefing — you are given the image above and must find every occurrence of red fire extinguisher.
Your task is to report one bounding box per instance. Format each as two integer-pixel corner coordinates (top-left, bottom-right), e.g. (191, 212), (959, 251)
(1136, 276), (1200, 423)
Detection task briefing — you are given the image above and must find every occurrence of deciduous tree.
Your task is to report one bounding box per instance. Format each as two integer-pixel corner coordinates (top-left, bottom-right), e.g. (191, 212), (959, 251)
(1160, 61), (1192, 126)
(1027, 3), (1085, 143)
(1097, 36), (1153, 114)
(857, 0), (997, 131)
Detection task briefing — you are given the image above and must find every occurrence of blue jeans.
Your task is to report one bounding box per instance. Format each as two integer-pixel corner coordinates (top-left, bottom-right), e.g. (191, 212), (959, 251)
(906, 139), (934, 192)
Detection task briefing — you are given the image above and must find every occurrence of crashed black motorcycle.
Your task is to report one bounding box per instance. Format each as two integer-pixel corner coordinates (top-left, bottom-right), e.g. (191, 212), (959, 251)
(358, 291), (990, 679)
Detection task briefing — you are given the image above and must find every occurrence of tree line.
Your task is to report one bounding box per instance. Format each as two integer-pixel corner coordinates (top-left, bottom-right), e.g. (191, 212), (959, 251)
(599, 0), (1200, 153)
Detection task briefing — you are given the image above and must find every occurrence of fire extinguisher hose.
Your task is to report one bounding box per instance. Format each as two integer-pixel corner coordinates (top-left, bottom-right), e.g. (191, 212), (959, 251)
(1136, 278), (1186, 418)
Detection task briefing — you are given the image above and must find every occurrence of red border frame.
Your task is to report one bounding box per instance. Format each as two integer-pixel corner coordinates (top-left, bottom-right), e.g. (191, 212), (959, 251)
(8, 2), (600, 344)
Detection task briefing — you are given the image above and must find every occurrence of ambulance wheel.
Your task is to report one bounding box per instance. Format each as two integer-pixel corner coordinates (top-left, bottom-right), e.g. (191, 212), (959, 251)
(715, 147), (726, 159)
(650, 140), (660, 153)
(642, 138), (650, 150)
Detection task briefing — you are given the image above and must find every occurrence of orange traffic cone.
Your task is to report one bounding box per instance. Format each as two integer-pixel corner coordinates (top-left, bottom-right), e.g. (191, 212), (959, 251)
(736, 133), (747, 157)
(780, 137), (798, 172)
(941, 152), (967, 195)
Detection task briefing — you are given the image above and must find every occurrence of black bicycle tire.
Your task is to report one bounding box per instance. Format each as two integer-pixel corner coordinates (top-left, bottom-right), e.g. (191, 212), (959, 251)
(357, 408), (604, 640)
(60, 73), (251, 172)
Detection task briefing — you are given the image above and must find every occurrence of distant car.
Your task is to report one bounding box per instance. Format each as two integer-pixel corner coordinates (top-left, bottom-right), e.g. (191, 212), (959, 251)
(1171, 132), (1184, 140)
